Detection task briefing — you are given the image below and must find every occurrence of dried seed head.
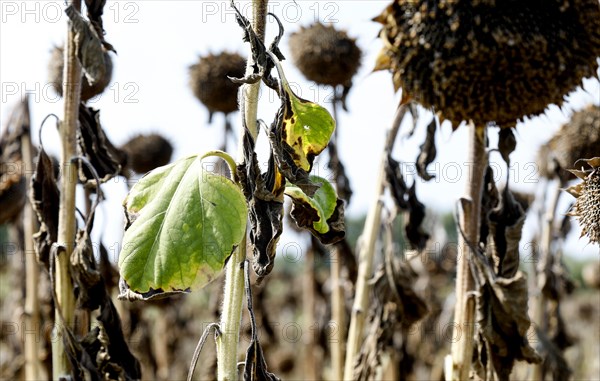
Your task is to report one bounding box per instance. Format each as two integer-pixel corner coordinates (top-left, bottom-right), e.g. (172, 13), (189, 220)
(375, 0), (600, 128)
(537, 105), (600, 180)
(566, 157), (600, 244)
(189, 52), (246, 117)
(121, 133), (173, 174)
(289, 22), (362, 87)
(48, 45), (113, 102)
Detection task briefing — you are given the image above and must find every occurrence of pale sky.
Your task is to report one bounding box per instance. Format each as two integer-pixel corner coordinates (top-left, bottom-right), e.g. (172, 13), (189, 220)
(1, 1), (599, 258)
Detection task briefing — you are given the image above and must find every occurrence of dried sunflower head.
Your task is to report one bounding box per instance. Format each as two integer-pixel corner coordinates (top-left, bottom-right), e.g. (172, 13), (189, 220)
(189, 52), (246, 120)
(120, 133), (173, 174)
(375, 0), (600, 128)
(48, 45), (113, 102)
(289, 22), (362, 88)
(566, 157), (600, 244)
(537, 104), (600, 180)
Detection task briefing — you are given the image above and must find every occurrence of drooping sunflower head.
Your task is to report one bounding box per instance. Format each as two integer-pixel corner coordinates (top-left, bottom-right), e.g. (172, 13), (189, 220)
(189, 52), (246, 118)
(375, 0), (600, 128)
(537, 104), (600, 180)
(289, 22), (362, 88)
(566, 157), (600, 244)
(121, 133), (173, 174)
(48, 45), (113, 102)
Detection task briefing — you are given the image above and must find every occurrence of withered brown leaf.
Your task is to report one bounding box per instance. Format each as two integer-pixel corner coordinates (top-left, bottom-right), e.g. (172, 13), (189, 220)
(242, 262), (280, 381)
(475, 272), (541, 381)
(65, 5), (108, 86)
(237, 128), (284, 282)
(416, 118), (437, 181)
(384, 154), (408, 210)
(30, 148), (60, 268)
(405, 183), (429, 250)
(83, 0), (115, 52)
(288, 195), (345, 245)
(471, 258), (541, 381)
(355, 219), (428, 380)
(77, 105), (125, 186)
(487, 186), (525, 278)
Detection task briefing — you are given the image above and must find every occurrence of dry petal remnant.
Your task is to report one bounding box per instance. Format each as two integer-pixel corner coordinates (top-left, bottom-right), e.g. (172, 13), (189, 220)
(376, 0), (600, 128)
(289, 22), (362, 87)
(189, 52), (246, 117)
(567, 158), (600, 244)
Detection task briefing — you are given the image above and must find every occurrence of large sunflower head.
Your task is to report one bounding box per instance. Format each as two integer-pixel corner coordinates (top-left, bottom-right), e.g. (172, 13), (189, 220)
(189, 52), (246, 118)
(375, 0), (600, 128)
(48, 45), (113, 102)
(289, 22), (362, 88)
(120, 133), (173, 174)
(537, 104), (600, 180)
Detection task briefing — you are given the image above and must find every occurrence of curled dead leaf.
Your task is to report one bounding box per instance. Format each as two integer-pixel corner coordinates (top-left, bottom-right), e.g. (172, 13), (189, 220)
(77, 105), (125, 186)
(416, 118), (437, 181)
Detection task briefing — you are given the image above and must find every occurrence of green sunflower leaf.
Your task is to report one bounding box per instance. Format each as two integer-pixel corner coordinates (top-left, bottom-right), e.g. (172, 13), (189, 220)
(118, 153), (247, 297)
(284, 175), (345, 245)
(273, 56), (335, 172)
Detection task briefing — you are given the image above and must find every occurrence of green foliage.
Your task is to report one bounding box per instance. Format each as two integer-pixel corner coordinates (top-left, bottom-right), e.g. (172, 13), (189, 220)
(281, 80), (336, 172)
(285, 176), (338, 234)
(119, 154), (247, 294)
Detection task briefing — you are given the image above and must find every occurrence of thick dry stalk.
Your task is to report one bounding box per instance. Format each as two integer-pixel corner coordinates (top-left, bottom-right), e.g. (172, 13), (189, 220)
(53, 0), (82, 377)
(303, 245), (317, 380)
(216, 236), (247, 381)
(448, 123), (487, 381)
(531, 181), (562, 381)
(330, 245), (345, 381)
(21, 97), (41, 380)
(153, 308), (170, 380)
(343, 104), (408, 380)
(329, 94), (345, 381)
(216, 1), (268, 380)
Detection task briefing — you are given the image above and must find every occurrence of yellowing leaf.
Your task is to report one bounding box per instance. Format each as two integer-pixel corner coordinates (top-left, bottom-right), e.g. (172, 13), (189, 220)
(269, 55), (335, 173)
(284, 175), (345, 244)
(118, 154), (247, 296)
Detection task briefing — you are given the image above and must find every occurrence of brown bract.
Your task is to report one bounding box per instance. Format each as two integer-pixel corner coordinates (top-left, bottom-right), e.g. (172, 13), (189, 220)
(289, 22), (361, 87)
(537, 104), (600, 180)
(189, 52), (246, 118)
(375, 0), (600, 128)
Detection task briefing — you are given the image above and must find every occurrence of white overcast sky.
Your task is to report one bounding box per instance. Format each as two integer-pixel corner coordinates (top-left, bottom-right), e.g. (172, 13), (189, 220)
(1, 1), (599, 258)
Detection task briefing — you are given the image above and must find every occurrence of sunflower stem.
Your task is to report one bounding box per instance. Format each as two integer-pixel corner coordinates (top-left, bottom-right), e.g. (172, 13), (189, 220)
(303, 241), (318, 380)
(343, 104), (408, 380)
(531, 180), (562, 381)
(53, 1), (82, 377)
(215, 1), (268, 380)
(20, 97), (42, 381)
(447, 122), (487, 381)
(329, 91), (345, 381)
